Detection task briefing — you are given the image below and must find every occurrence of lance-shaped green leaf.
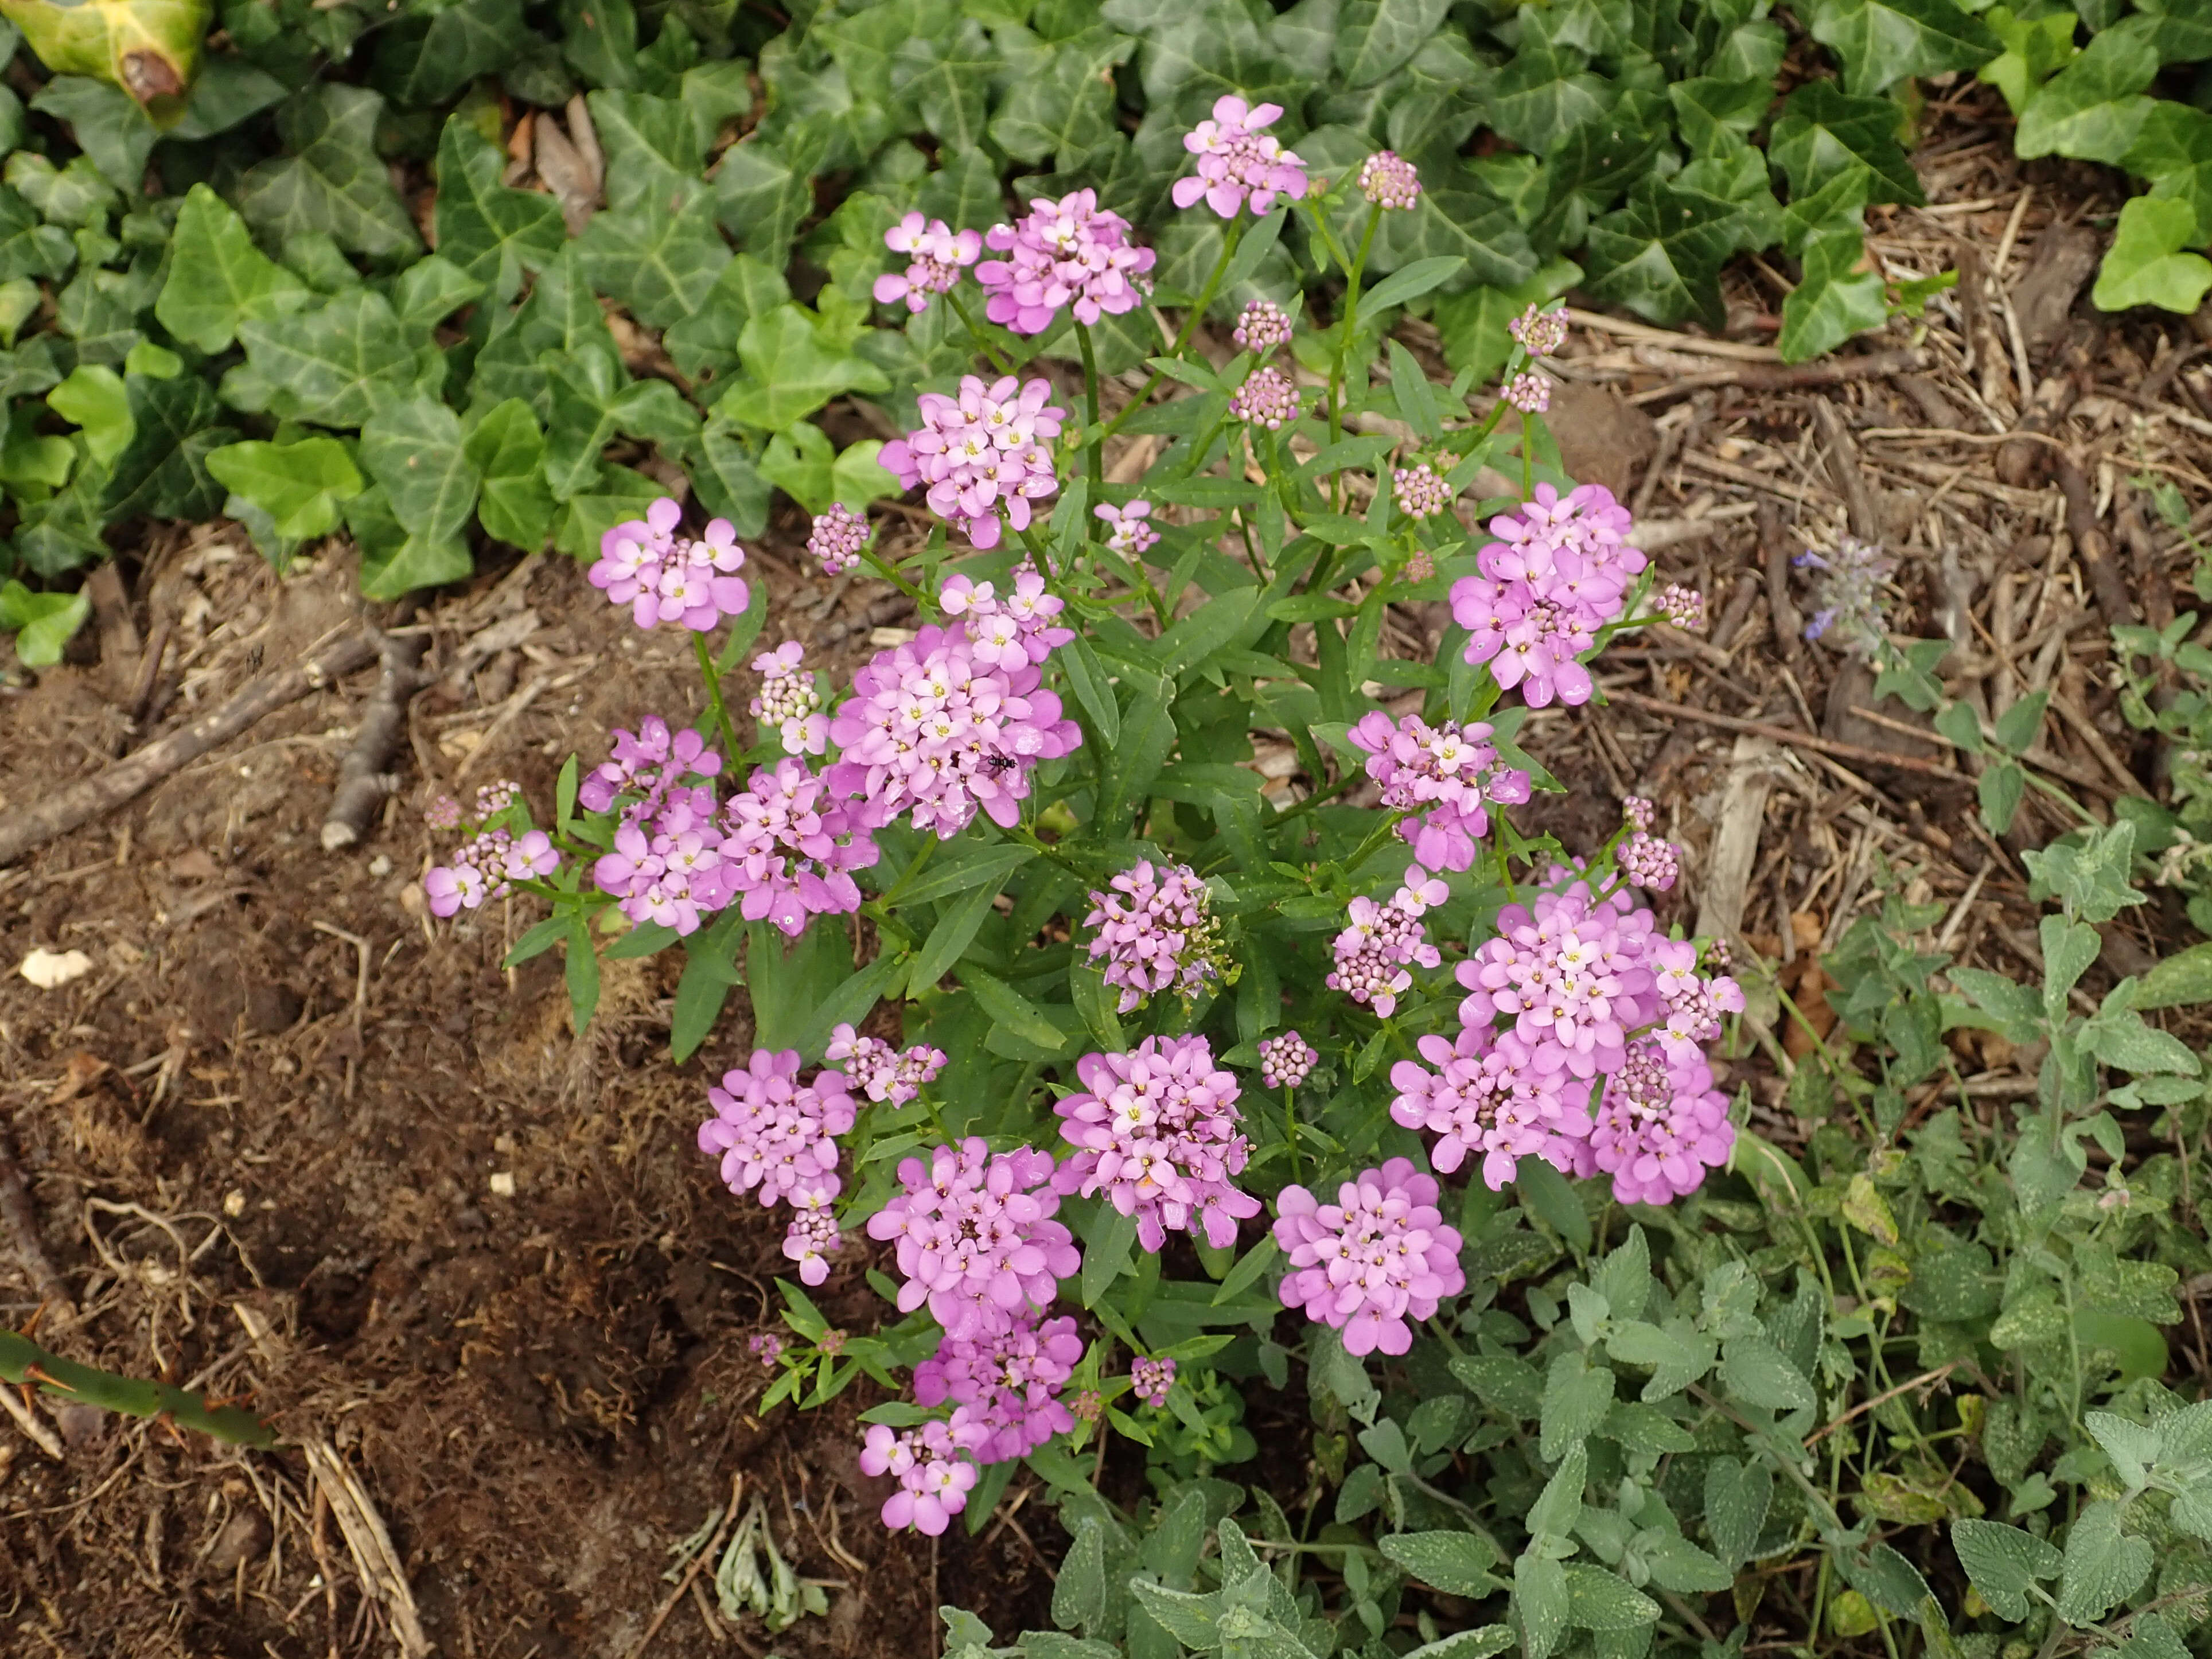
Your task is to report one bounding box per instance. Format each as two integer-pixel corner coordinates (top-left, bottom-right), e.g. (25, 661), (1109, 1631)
(0, 0), (205, 112)
(207, 435), (364, 541)
(362, 397), (481, 543)
(433, 117), (564, 305)
(237, 84), (422, 260)
(155, 184), (311, 354)
(1, 1327), (271, 1445)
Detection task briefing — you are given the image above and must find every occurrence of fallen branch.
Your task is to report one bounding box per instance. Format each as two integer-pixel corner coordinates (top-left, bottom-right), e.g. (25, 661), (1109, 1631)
(0, 633), (379, 867)
(321, 629), (429, 852)
(1610, 690), (1970, 782)
(1629, 346), (1926, 406)
(0, 1129), (72, 1323)
(2054, 454), (2138, 630)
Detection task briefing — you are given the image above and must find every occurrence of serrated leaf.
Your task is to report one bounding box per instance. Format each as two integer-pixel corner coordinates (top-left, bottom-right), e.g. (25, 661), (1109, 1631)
(1516, 1554), (1569, 1659)
(1720, 1337), (1816, 1411)
(2056, 1499), (2152, 1624)
(1563, 1565), (1659, 1630)
(1640, 1536), (1732, 1594)
(1703, 1457), (1774, 1567)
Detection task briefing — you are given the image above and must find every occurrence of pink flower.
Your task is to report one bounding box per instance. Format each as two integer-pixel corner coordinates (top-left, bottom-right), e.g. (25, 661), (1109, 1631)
(975, 190), (1154, 336)
(859, 1417), (984, 1535)
(718, 758), (880, 937)
(1358, 150), (1422, 210)
(864, 1139), (1080, 1341)
(1389, 1026), (1590, 1190)
(1450, 482), (1645, 710)
(782, 1195), (843, 1286)
(1509, 303), (1568, 358)
(1327, 866), (1446, 1018)
(1586, 1041), (1735, 1204)
(589, 499), (750, 632)
(1660, 583), (1706, 629)
(749, 641), (828, 755)
(873, 213), (981, 313)
(1082, 860), (1222, 1012)
(1457, 886), (1662, 1080)
(807, 503), (870, 575)
(1095, 499), (1159, 557)
(1233, 299), (1292, 352)
(1130, 1356), (1177, 1409)
(578, 716), (721, 818)
(1273, 1159), (1465, 1356)
(912, 1309), (1084, 1465)
(879, 376), (1064, 550)
(696, 1049), (858, 1208)
(825, 1023), (947, 1105)
(1620, 831), (1680, 892)
(1051, 1034), (1261, 1252)
(1257, 1030), (1315, 1090)
(1395, 463), (1451, 521)
(1173, 96), (1309, 218)
(1229, 365), (1300, 430)
(1346, 711), (1529, 873)
(1505, 372), (1551, 415)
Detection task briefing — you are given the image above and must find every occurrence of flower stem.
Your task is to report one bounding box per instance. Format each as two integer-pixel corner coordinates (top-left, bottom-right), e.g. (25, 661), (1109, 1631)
(1097, 215), (1248, 448)
(692, 630), (743, 763)
(860, 547), (928, 606)
(1076, 320), (1104, 500)
(1327, 204), (1383, 460)
(945, 288), (1014, 376)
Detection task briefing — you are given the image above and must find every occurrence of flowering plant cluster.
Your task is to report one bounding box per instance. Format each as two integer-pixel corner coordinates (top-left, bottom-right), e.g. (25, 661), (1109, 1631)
(407, 116), (1877, 1639)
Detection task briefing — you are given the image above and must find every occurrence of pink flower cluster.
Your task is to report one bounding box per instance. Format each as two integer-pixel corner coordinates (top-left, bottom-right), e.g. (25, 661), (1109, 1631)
(1576, 1040), (1734, 1204)
(880, 376), (1064, 550)
(864, 1140), (1079, 1340)
(1622, 795), (1656, 832)
(1258, 1030), (1315, 1090)
(1457, 882), (1658, 1081)
(1450, 481), (1647, 708)
(1130, 1356), (1177, 1408)
(1506, 372), (1551, 415)
(976, 190), (1154, 336)
(1274, 1159), (1465, 1356)
(1327, 866), (1446, 1019)
(874, 213), (980, 313)
(1619, 832), (1680, 892)
(750, 641), (826, 755)
(1051, 1034), (1261, 1251)
(1359, 150), (1422, 210)
(1230, 365), (1300, 430)
(826, 1022), (947, 1105)
(588, 498), (750, 632)
(782, 1195), (843, 1286)
(1174, 96), (1308, 218)
(1660, 584), (1706, 629)
(696, 1049), (857, 1208)
(824, 622), (1081, 839)
(913, 1309), (1083, 1465)
(940, 566), (1073, 669)
(1394, 463), (1451, 521)
(859, 1417), (982, 1535)
(1509, 304), (1568, 357)
(578, 717), (721, 821)
(1082, 860), (1221, 1012)
(719, 757), (883, 936)
(1347, 711), (1532, 873)
(425, 826), (559, 916)
(1095, 499), (1159, 557)
(807, 504), (869, 576)
(1390, 1026), (1588, 1190)
(1234, 299), (1292, 353)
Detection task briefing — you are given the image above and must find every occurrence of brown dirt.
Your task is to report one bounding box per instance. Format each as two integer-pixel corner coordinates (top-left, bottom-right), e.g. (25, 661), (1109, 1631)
(3, 92), (2210, 1657)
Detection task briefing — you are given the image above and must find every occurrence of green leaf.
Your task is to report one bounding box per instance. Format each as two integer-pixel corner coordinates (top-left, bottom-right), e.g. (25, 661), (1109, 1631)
(2023, 821), (2147, 923)
(1540, 1351), (1617, 1459)
(1331, 0), (1450, 85)
(433, 117), (564, 305)
(1800, 0), (1999, 93)
(349, 484), (474, 599)
(2135, 940), (2212, 1010)
(2055, 1500), (2152, 1624)
(104, 369), (235, 523)
(1516, 1555), (1569, 1659)
(1378, 1531), (1504, 1597)
(564, 910), (600, 1033)
(1081, 1207), (1138, 1307)
(0, 185), (77, 282)
(362, 398), (481, 542)
(1979, 3), (2081, 115)
(1563, 1565), (1658, 1631)
(28, 77), (154, 192)
(713, 138), (818, 268)
(0, 579), (89, 667)
(237, 85), (422, 260)
(543, 345), (699, 499)
(1402, 1630), (1514, 1659)
(1720, 1337), (1816, 1411)
(1667, 76), (1774, 156)
(2093, 196), (2212, 315)
(1779, 228), (1888, 363)
(2125, 103), (2212, 246)
(576, 188), (731, 329)
(1364, 255), (1467, 313)
(48, 364), (131, 468)
(1583, 175), (1749, 329)
(1486, 29), (1615, 153)
(2016, 29), (2158, 163)
(990, 29), (1132, 168)
(1770, 82), (1925, 204)
(205, 436), (364, 540)
(1603, 1400), (1695, 1455)
(224, 289), (439, 430)
(376, 0), (528, 108)
(1606, 1318), (1718, 1401)
(560, 0), (640, 88)
(6, 153), (115, 229)
(893, 22), (997, 154)
(717, 304), (890, 431)
(1514, 1156), (1592, 1252)
(907, 878), (1001, 998)
(1052, 1520), (1109, 1633)
(587, 89), (707, 212)
(1703, 1457), (1774, 1567)
(961, 965), (1069, 1054)
(466, 399), (555, 548)
(744, 919), (855, 1052)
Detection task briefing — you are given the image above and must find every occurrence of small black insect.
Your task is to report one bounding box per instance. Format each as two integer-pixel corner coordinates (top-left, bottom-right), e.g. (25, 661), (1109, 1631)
(982, 754), (1018, 775)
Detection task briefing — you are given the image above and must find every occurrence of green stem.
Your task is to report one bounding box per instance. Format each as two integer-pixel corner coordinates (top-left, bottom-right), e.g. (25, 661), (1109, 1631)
(1076, 320), (1104, 501)
(1328, 203), (1383, 461)
(945, 287), (1014, 376)
(1283, 1083), (1302, 1183)
(1097, 216), (1248, 449)
(859, 547), (929, 606)
(1, 1328), (274, 1447)
(692, 630), (743, 762)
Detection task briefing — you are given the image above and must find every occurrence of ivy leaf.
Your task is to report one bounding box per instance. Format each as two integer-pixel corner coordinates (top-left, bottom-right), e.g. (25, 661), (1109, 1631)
(1779, 228), (1888, 362)
(0, 579), (89, 667)
(713, 137), (821, 270)
(892, 20), (998, 153)
(101, 371), (237, 520)
(1114, 0), (1304, 127)
(237, 85), (422, 260)
(0, 185), (79, 282)
(465, 399), (555, 548)
(349, 481), (475, 599)
(664, 252), (791, 380)
(362, 397), (481, 542)
(2126, 104), (2212, 246)
(716, 303), (890, 432)
(2092, 196), (2212, 315)
(47, 365), (133, 467)
(154, 184), (311, 353)
(1582, 174), (1746, 327)
(7, 153), (117, 229)
(588, 89), (707, 212)
(224, 288), (442, 429)
(688, 420), (772, 536)
(1334, 0), (1451, 87)
(757, 41), (896, 170)
(433, 117), (564, 305)
(2015, 29), (2159, 162)
(29, 77), (155, 192)
(1666, 76), (1774, 156)
(576, 185), (731, 329)
(1486, 28), (1615, 153)
(205, 435), (365, 540)
(468, 247), (620, 418)
(543, 342), (700, 499)
(1798, 0), (1999, 94)
(391, 255), (484, 332)
(991, 30), (1133, 169)
(1770, 81), (1925, 204)
(373, 0), (529, 108)
(559, 0), (640, 89)
(1978, 4), (2081, 115)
